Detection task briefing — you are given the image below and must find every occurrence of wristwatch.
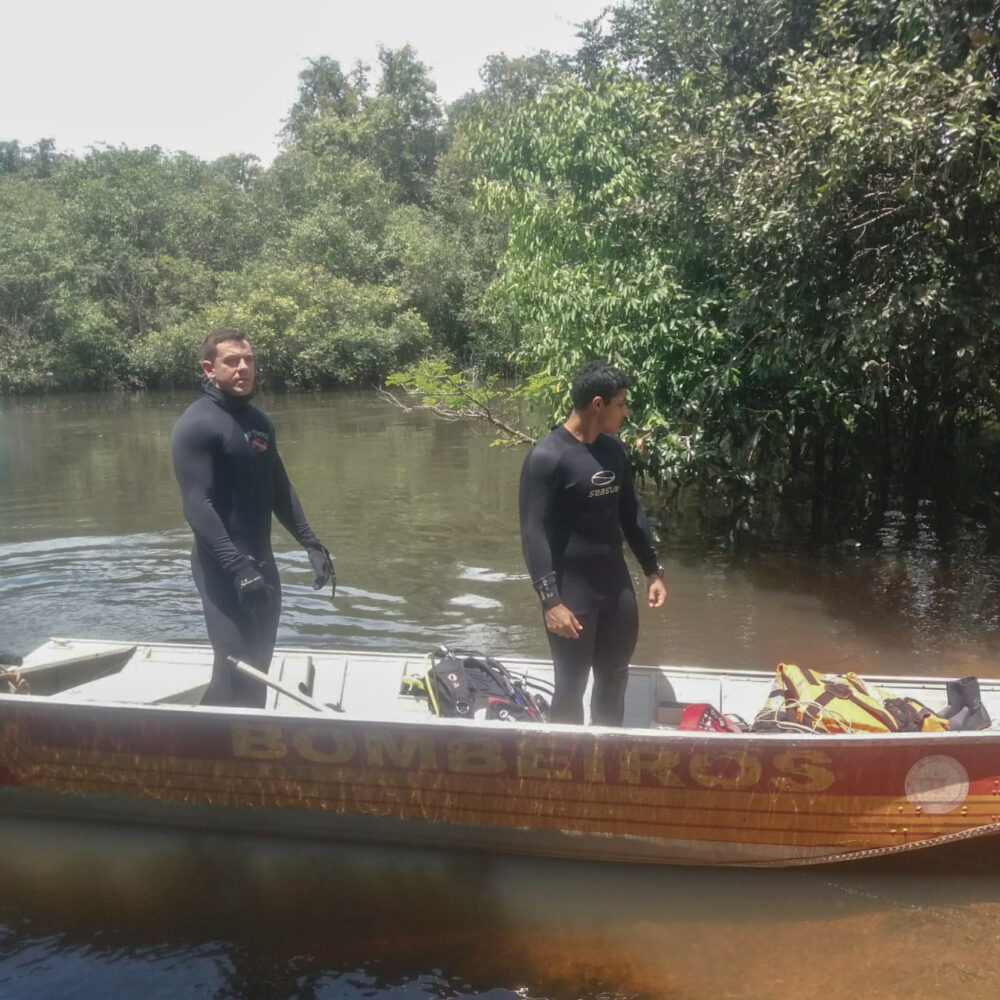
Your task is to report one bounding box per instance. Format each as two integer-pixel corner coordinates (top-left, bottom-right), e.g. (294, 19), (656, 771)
(647, 564), (664, 579)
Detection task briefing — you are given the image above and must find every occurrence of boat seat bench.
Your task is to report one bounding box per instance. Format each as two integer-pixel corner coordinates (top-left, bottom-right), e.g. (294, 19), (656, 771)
(272, 654), (436, 720)
(31, 639), (968, 732)
(56, 655), (211, 705)
(54, 648), (436, 717)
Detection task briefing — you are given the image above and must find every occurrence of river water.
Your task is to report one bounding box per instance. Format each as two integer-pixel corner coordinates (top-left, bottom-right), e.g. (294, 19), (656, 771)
(2, 390), (1000, 999)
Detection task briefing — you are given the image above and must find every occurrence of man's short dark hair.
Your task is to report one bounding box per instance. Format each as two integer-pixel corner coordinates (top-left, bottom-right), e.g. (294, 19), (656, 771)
(202, 328), (250, 362)
(570, 361), (630, 410)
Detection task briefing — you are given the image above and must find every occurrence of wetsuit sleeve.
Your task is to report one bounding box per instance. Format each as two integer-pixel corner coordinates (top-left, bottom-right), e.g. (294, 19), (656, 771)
(271, 448), (322, 550)
(618, 452), (660, 577)
(518, 444), (562, 609)
(170, 413), (245, 574)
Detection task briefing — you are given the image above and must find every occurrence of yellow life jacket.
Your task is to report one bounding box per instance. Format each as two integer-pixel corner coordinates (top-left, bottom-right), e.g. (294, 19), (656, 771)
(754, 663), (949, 734)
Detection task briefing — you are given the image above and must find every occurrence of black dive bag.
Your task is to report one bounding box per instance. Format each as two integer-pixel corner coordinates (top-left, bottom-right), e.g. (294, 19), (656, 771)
(427, 648), (545, 722)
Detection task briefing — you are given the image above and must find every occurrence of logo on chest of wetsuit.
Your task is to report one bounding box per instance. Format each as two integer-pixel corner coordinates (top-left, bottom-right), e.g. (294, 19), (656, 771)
(588, 469), (619, 497)
(245, 429), (270, 453)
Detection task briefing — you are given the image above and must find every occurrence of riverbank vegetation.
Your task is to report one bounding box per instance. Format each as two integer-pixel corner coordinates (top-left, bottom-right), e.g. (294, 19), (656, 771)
(2, 0), (999, 539)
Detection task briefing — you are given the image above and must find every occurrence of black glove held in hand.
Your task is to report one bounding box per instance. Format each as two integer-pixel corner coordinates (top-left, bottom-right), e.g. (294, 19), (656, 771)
(307, 545), (336, 598)
(235, 560), (270, 608)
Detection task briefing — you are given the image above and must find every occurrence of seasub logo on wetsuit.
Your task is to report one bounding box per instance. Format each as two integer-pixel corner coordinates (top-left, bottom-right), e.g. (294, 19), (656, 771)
(588, 469), (619, 497)
(245, 429), (270, 454)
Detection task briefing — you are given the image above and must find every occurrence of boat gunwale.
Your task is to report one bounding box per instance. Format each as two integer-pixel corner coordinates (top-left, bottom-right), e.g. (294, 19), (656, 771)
(4, 637), (999, 746)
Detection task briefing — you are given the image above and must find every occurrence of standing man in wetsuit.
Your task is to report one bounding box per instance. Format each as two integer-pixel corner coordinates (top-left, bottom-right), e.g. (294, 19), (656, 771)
(519, 361), (667, 726)
(171, 329), (335, 707)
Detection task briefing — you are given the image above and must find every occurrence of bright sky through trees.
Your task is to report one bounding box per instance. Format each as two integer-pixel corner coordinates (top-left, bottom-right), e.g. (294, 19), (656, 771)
(3, 0), (607, 163)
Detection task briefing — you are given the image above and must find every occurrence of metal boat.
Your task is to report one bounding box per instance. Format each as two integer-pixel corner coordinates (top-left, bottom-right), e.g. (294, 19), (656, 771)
(2, 637), (997, 867)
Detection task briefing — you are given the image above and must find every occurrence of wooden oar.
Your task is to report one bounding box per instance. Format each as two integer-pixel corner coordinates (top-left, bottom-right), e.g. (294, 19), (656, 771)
(228, 657), (340, 713)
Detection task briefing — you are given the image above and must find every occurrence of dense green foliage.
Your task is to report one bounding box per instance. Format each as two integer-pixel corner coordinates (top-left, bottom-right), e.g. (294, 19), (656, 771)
(4, 1), (1000, 536)
(469, 0), (1000, 537)
(0, 46), (520, 392)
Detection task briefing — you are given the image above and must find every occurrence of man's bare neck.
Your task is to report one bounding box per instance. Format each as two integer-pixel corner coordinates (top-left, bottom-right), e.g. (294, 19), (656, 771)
(563, 411), (599, 444)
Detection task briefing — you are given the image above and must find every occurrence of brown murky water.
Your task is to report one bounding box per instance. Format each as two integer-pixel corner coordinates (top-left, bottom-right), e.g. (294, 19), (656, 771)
(2, 390), (1000, 999)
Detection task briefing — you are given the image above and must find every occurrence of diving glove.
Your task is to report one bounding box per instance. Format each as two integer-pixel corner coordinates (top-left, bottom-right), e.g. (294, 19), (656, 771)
(234, 559), (270, 608)
(307, 544), (336, 598)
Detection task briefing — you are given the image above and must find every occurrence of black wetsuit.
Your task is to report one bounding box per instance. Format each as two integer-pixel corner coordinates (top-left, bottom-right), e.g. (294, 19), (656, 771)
(171, 381), (320, 707)
(519, 427), (659, 726)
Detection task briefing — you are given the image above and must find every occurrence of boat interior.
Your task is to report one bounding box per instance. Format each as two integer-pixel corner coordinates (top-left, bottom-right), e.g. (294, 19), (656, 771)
(6, 638), (998, 732)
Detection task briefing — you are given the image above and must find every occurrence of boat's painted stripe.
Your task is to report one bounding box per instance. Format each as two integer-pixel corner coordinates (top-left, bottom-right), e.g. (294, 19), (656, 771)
(5, 718), (999, 812)
(12, 770), (993, 850)
(4, 733), (998, 850)
(9, 747), (999, 832)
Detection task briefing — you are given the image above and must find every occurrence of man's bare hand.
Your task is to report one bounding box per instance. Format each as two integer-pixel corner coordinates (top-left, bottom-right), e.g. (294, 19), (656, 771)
(647, 576), (667, 609)
(545, 603), (583, 638)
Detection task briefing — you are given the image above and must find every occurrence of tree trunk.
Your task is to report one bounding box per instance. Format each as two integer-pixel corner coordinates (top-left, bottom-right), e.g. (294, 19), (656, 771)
(932, 412), (957, 539)
(810, 425), (826, 543)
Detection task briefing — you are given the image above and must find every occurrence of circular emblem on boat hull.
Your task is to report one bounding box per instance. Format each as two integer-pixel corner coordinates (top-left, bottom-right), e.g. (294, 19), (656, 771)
(904, 755), (969, 814)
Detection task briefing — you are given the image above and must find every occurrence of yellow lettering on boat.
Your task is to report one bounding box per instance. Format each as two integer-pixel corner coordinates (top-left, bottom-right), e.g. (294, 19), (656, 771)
(618, 747), (683, 786)
(517, 742), (573, 780)
(690, 750), (762, 790)
(582, 744), (606, 783)
(231, 723), (287, 760)
(772, 750), (835, 792)
(447, 738), (506, 775)
(365, 733), (437, 770)
(293, 728), (356, 764)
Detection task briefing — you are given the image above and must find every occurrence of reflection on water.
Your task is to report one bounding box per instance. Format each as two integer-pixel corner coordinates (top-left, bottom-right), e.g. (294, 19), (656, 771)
(2, 818), (1000, 1000)
(0, 391), (540, 658)
(3, 390), (1000, 998)
(3, 391), (1000, 676)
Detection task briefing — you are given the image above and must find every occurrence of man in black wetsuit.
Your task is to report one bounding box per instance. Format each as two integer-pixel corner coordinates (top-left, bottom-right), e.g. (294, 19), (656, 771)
(171, 329), (335, 707)
(519, 361), (667, 727)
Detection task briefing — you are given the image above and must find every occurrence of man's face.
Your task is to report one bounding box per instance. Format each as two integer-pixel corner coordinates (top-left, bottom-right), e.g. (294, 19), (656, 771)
(202, 339), (255, 396)
(597, 389), (629, 435)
